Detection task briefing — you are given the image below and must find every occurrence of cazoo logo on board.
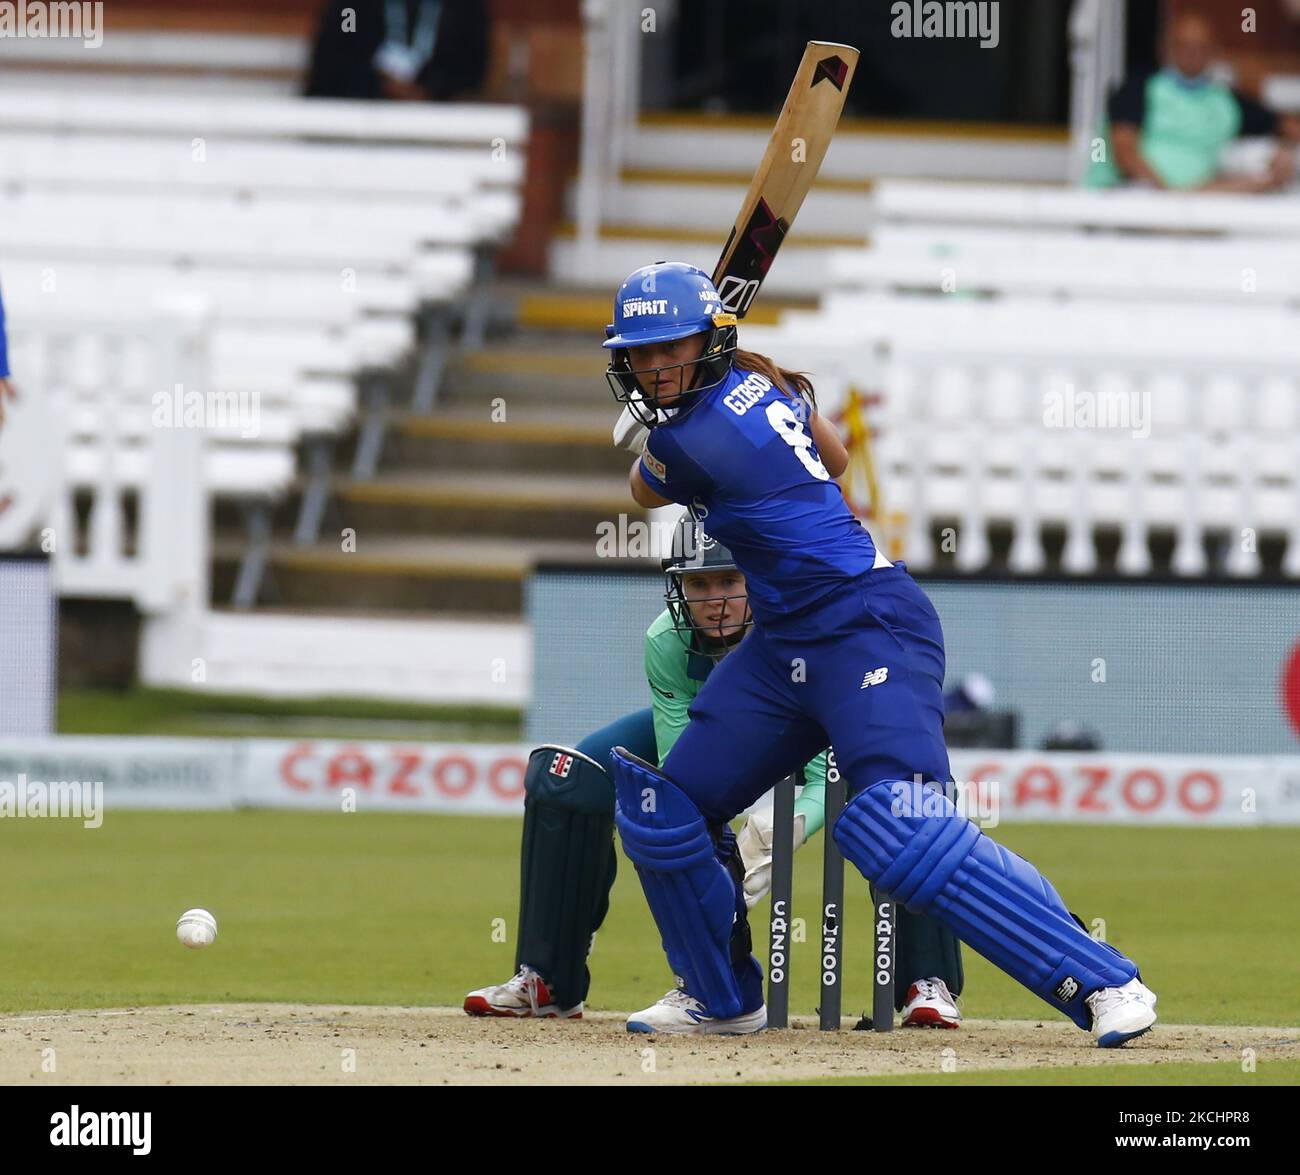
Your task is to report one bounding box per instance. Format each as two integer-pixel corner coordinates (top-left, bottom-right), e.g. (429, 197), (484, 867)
(273, 743), (526, 810)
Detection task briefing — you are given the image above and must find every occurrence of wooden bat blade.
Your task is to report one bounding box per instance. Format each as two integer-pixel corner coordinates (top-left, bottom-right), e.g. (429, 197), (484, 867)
(712, 41), (858, 317)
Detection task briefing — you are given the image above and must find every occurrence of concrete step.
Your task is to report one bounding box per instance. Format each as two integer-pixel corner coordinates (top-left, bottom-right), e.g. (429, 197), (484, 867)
(625, 114), (1068, 182)
(549, 229), (857, 296)
(206, 280), (683, 622)
(621, 166), (874, 190)
(211, 554), (521, 614)
(461, 348), (604, 377)
(551, 219), (866, 249)
(568, 174), (874, 237)
(386, 407), (628, 476)
(332, 470), (640, 542)
(436, 381), (614, 415)
(214, 535), (653, 615)
(442, 345), (612, 407)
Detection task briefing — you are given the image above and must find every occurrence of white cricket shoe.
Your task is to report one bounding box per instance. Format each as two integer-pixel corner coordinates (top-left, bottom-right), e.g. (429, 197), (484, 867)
(463, 965), (583, 1019)
(626, 988), (767, 1035)
(1087, 977), (1157, 1047)
(901, 977), (961, 1028)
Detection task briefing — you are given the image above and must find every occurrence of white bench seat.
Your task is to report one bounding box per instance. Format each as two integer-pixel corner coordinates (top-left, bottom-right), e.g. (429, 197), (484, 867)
(873, 180), (1300, 236)
(0, 261), (417, 323)
(0, 90), (529, 149)
(67, 440), (294, 499)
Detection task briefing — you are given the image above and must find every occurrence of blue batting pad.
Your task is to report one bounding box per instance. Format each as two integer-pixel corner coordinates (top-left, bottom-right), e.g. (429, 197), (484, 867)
(834, 780), (1136, 1030)
(611, 746), (745, 1019)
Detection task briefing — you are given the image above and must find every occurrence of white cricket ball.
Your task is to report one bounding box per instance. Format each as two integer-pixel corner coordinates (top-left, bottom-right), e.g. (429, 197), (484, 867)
(176, 908), (218, 950)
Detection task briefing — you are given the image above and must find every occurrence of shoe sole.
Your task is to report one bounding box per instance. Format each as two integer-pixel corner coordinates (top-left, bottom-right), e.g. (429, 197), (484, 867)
(902, 1007), (961, 1029)
(1097, 1024), (1153, 1048)
(463, 997), (583, 1019)
(625, 1010), (768, 1036)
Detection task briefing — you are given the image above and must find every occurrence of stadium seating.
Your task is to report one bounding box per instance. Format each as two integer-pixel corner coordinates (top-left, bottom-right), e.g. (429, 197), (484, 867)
(0, 28), (306, 96)
(0, 132), (520, 230)
(0, 88), (524, 145)
(2, 86), (528, 628)
(744, 286), (1300, 579)
(832, 224), (1300, 302)
(870, 179), (1300, 235)
(783, 179), (1300, 581)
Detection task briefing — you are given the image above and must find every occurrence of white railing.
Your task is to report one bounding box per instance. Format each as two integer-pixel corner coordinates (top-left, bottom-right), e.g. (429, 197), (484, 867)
(1067, 0), (1127, 185)
(575, 0), (644, 275)
(5, 300), (210, 614)
(866, 341), (1300, 577)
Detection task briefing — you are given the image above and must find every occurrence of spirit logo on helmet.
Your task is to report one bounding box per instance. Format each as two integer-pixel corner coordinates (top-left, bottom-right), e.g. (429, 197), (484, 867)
(622, 298), (669, 317)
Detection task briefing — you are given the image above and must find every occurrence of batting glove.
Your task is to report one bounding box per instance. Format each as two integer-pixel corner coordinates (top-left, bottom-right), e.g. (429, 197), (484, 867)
(613, 402), (651, 453)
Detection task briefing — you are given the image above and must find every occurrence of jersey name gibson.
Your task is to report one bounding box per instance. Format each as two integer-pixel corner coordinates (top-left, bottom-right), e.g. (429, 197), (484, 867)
(722, 371), (773, 416)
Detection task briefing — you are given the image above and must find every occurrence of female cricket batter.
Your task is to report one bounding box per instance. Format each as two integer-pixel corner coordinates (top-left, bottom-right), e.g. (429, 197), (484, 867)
(464, 514), (963, 1029)
(604, 261), (1158, 1045)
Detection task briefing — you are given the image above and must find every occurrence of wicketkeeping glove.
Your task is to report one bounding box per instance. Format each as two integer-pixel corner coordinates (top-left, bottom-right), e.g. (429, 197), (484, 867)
(737, 806), (807, 909)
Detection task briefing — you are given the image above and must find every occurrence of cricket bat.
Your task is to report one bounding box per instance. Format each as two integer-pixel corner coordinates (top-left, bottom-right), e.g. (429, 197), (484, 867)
(712, 41), (859, 318)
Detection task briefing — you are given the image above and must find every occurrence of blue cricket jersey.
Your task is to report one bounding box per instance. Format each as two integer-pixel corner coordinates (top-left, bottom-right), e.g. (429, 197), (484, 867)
(639, 366), (882, 627)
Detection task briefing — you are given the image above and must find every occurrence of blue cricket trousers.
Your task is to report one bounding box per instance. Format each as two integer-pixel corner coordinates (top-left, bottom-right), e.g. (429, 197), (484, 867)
(662, 564), (951, 821)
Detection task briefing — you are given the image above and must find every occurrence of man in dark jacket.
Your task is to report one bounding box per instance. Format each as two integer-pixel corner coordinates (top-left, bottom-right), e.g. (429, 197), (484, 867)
(305, 0), (489, 102)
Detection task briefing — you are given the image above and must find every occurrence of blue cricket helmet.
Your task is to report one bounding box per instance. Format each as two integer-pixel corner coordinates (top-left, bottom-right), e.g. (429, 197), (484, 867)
(604, 261), (725, 347)
(603, 261), (738, 426)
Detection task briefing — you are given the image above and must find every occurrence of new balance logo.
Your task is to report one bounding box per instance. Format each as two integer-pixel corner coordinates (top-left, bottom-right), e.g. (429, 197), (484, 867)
(860, 667), (889, 689)
(1055, 976), (1080, 1002)
(550, 753), (573, 778)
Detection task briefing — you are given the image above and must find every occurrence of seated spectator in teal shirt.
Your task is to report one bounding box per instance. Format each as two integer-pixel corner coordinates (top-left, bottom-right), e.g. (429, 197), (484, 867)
(1087, 13), (1300, 191)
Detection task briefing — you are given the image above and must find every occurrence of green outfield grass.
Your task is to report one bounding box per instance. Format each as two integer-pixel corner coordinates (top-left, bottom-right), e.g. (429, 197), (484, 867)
(57, 687), (521, 741)
(0, 812), (1297, 1029)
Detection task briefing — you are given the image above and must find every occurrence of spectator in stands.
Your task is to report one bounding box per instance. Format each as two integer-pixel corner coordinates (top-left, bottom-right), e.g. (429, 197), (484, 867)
(1087, 12), (1300, 192)
(0, 283), (14, 433)
(305, 0), (488, 102)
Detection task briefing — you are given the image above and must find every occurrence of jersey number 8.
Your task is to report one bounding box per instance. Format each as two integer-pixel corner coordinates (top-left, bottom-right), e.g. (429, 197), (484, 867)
(765, 400), (830, 481)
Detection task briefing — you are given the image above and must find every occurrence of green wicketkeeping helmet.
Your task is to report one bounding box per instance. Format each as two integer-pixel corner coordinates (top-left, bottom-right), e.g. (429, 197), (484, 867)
(661, 513), (752, 660)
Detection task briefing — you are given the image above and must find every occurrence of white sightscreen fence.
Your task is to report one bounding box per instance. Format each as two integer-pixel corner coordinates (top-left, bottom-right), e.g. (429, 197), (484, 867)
(527, 568), (1300, 755)
(0, 555), (57, 736)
